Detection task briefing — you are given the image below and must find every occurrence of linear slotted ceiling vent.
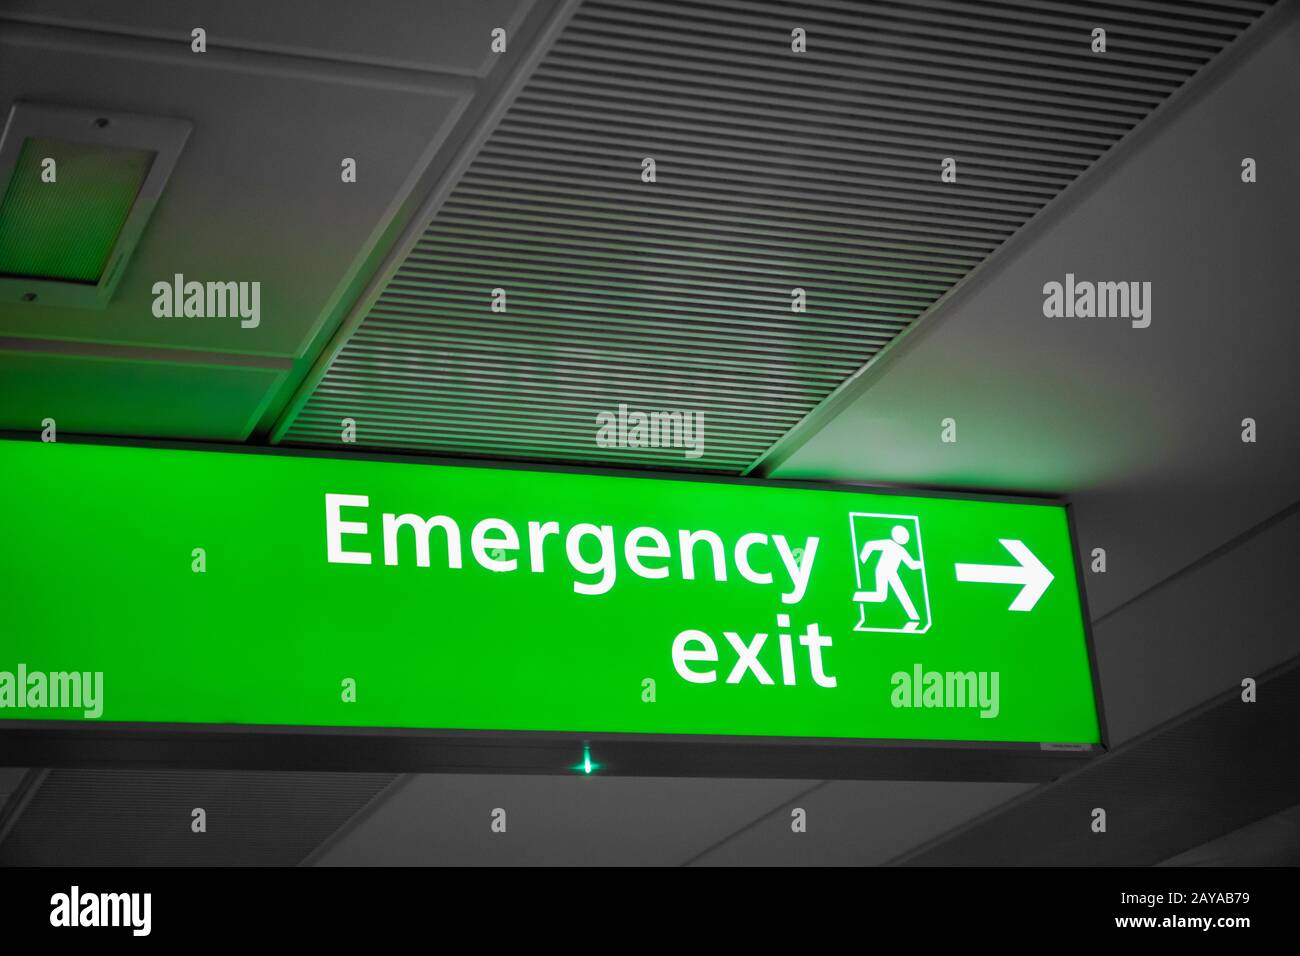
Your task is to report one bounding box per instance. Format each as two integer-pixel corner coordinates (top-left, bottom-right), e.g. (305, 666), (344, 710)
(283, 0), (1275, 473)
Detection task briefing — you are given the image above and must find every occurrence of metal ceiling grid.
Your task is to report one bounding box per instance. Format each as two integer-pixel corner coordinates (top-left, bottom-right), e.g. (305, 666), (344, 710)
(281, 0), (1275, 471)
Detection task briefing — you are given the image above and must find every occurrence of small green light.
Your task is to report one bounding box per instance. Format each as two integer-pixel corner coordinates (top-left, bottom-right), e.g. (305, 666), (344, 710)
(572, 744), (600, 775)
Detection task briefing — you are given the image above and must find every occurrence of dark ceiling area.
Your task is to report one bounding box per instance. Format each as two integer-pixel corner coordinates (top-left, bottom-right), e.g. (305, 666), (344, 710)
(1, 0), (1297, 868)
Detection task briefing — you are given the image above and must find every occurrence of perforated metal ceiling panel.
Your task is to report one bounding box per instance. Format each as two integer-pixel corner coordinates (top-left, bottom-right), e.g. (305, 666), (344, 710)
(280, 0), (1275, 472)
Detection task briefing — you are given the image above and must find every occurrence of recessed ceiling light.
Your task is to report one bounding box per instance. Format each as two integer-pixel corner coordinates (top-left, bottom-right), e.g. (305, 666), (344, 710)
(0, 102), (191, 309)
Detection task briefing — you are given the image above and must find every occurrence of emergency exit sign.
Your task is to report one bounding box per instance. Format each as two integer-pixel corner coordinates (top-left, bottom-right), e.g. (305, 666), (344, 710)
(0, 439), (1104, 779)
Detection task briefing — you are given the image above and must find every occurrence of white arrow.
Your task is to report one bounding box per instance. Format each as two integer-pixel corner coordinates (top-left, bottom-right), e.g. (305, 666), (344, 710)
(954, 539), (1053, 612)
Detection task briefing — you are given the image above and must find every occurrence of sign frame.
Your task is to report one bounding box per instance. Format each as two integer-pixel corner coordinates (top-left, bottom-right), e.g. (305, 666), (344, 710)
(0, 432), (1110, 782)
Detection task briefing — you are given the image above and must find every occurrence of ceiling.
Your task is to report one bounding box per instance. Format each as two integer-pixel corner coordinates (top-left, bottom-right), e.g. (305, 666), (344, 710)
(1, 0), (1296, 866)
(275, 0), (1277, 470)
(0, 0), (570, 438)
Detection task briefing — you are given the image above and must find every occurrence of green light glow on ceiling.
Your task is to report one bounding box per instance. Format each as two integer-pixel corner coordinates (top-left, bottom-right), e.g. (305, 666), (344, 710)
(572, 745), (600, 775)
(0, 136), (155, 283)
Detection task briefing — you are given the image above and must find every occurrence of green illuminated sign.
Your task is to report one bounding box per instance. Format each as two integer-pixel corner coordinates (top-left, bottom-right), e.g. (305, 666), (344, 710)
(0, 439), (1101, 751)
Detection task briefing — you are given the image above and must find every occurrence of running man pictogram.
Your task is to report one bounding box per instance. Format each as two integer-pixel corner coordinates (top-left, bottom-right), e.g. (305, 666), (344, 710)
(849, 513), (932, 634)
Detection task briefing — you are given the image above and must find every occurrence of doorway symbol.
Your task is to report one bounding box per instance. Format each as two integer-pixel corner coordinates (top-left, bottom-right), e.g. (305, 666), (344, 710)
(849, 512), (932, 634)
